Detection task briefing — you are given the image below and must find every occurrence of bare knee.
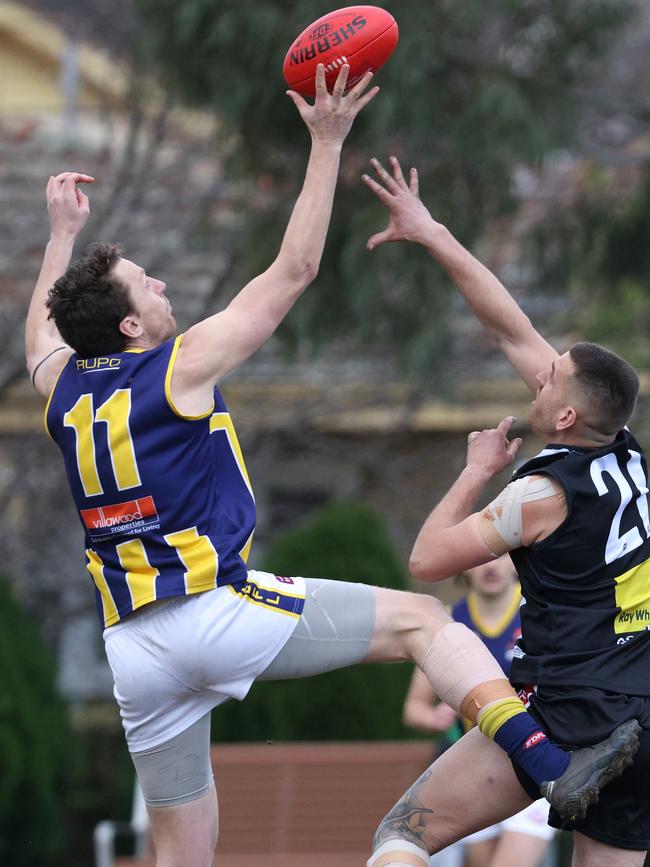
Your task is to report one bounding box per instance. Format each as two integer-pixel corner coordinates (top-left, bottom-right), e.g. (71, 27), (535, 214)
(369, 589), (451, 663)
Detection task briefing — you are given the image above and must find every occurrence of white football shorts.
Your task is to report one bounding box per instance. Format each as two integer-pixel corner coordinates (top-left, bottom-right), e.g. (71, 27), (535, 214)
(464, 798), (555, 844)
(103, 570), (305, 752)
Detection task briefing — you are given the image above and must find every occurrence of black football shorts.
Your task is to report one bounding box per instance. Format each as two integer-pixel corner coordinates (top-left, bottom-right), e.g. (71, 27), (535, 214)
(512, 682), (650, 850)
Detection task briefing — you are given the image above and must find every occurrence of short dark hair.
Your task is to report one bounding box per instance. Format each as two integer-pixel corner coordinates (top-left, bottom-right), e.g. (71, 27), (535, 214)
(569, 341), (639, 435)
(46, 242), (132, 358)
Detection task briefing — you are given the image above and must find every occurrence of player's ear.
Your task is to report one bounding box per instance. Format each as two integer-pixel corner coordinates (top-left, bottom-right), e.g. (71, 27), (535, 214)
(119, 314), (142, 339)
(556, 404), (577, 432)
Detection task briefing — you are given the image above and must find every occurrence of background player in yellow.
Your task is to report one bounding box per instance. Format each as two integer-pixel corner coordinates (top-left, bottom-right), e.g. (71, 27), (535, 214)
(364, 155), (650, 867)
(24, 68), (637, 867)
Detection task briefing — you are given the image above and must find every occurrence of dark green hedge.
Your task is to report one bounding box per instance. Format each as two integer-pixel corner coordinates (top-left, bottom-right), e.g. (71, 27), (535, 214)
(0, 578), (72, 866)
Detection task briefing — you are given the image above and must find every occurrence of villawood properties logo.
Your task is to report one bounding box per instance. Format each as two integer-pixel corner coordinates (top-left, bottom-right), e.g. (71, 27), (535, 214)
(81, 495), (159, 541)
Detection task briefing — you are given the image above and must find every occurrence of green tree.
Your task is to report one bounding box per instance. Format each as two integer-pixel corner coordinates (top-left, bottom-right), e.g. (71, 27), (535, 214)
(527, 162), (650, 367)
(212, 502), (413, 741)
(0, 578), (72, 866)
(135, 0), (631, 382)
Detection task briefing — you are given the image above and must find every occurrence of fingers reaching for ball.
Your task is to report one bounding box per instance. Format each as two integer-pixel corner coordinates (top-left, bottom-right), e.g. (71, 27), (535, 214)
(330, 63), (350, 99)
(287, 62), (379, 145)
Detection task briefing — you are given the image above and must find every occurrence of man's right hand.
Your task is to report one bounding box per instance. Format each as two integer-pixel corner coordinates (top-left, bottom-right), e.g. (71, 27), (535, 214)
(287, 63), (379, 146)
(47, 171), (95, 241)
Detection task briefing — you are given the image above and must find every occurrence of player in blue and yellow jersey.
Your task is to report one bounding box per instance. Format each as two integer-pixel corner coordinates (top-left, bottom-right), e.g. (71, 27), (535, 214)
(365, 155), (650, 867)
(404, 557), (556, 867)
(25, 68), (637, 867)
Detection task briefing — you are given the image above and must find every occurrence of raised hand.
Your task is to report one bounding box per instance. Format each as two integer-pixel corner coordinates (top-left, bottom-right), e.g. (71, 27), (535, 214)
(362, 155), (440, 250)
(466, 416), (522, 477)
(286, 63), (379, 145)
(46, 171), (95, 240)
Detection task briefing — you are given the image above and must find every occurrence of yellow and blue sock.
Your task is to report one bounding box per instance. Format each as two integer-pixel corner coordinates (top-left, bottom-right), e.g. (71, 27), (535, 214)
(478, 698), (569, 786)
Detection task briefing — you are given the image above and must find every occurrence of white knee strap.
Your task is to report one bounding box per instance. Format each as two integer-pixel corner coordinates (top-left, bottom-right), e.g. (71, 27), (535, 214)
(367, 839), (430, 867)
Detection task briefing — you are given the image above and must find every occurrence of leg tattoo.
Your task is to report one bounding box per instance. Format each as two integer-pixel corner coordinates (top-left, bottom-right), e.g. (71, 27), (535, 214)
(373, 767), (434, 851)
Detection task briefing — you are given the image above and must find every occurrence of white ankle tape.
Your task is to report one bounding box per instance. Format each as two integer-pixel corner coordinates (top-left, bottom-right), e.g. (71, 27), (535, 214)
(367, 838), (430, 867)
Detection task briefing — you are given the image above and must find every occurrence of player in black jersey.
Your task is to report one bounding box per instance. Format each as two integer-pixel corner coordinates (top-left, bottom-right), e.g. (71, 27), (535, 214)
(365, 156), (650, 866)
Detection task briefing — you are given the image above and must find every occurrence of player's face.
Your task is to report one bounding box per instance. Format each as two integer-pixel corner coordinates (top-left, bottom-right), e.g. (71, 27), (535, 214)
(466, 555), (516, 598)
(528, 351), (576, 438)
(113, 258), (176, 346)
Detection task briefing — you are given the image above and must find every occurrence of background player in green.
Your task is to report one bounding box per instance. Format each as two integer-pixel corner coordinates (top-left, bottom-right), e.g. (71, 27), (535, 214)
(363, 155), (650, 867)
(24, 67), (637, 867)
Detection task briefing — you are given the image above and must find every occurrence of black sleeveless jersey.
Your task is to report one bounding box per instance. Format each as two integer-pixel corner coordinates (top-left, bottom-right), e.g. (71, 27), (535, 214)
(509, 428), (650, 695)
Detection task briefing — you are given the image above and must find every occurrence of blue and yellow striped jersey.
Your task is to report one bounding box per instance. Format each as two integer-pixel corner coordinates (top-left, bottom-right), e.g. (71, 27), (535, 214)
(46, 335), (256, 628)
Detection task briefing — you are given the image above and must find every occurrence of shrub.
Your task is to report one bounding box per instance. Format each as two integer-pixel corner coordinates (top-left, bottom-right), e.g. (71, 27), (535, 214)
(0, 578), (72, 866)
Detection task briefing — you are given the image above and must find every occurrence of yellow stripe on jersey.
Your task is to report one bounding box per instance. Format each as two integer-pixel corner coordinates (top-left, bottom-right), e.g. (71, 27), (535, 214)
(210, 412), (254, 499)
(64, 394), (103, 496)
(164, 527), (218, 593)
(116, 538), (160, 608)
(86, 548), (119, 626)
(164, 335), (215, 420)
(614, 556), (650, 634)
(239, 530), (254, 564)
(96, 389), (141, 490)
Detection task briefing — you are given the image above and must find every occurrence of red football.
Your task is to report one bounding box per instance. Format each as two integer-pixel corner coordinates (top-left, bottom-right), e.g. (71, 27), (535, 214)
(283, 6), (398, 98)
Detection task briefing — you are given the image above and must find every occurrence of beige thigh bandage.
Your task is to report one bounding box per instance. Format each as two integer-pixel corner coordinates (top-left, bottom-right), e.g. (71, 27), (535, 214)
(477, 474), (566, 555)
(420, 622), (512, 721)
(367, 839), (430, 867)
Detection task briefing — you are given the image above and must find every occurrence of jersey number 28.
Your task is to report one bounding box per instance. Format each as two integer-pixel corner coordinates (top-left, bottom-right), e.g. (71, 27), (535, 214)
(590, 450), (650, 565)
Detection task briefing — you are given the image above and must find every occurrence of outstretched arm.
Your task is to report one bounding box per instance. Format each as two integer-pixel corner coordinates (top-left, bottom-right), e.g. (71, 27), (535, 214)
(171, 64), (379, 414)
(25, 171), (94, 396)
(362, 156), (558, 392)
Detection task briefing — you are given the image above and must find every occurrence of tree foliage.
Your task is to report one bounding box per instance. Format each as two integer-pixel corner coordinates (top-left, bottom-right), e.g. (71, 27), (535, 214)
(211, 502), (413, 741)
(0, 578), (72, 866)
(135, 0), (631, 382)
(527, 161), (650, 366)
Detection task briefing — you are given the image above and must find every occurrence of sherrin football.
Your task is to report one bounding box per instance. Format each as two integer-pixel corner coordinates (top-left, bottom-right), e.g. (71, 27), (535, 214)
(283, 6), (398, 98)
